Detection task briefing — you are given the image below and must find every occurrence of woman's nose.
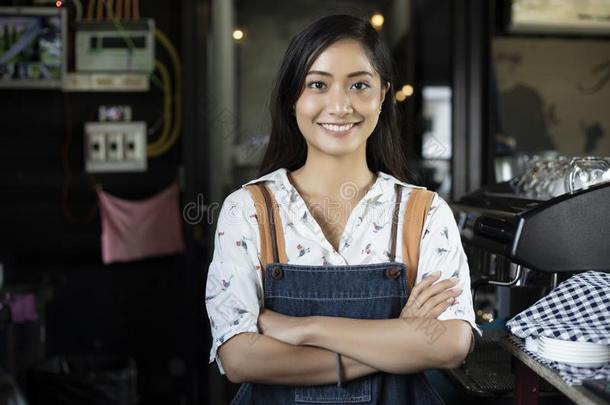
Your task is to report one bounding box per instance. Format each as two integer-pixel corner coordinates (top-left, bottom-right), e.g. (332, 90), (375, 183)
(328, 88), (353, 116)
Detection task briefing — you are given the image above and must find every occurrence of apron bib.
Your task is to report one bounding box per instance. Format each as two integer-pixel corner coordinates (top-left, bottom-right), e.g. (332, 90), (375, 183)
(229, 181), (443, 405)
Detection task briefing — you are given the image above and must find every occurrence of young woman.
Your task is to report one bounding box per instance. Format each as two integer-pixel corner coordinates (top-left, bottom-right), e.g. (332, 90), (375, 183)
(205, 14), (481, 405)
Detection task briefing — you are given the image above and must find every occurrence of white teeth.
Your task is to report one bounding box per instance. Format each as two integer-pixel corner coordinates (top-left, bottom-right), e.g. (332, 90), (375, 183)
(320, 123), (355, 132)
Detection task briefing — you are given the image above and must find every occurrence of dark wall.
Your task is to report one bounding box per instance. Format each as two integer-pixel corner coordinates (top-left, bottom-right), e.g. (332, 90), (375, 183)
(0, 1), (207, 404)
(416, 0), (452, 86)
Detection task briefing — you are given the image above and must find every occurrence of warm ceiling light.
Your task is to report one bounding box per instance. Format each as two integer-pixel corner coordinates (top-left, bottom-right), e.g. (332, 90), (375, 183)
(395, 90), (406, 102)
(232, 29), (244, 41)
(401, 84), (414, 96)
(370, 13), (384, 29)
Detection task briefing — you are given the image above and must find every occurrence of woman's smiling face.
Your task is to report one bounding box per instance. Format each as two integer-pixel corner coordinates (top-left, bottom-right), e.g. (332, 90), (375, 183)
(294, 39), (389, 158)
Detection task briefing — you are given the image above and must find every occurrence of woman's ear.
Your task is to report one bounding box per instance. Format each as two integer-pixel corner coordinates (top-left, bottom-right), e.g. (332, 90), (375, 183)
(380, 82), (391, 104)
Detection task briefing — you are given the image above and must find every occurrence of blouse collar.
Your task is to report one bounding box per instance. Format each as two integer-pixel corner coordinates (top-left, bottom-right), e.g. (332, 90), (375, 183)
(242, 167), (424, 206)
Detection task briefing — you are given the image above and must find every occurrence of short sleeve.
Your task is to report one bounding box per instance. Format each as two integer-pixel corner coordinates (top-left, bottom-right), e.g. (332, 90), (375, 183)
(205, 187), (263, 375)
(415, 194), (483, 337)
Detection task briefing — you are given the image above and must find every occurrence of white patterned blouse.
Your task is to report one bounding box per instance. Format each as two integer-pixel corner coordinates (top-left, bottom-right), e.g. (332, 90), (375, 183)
(205, 167), (482, 375)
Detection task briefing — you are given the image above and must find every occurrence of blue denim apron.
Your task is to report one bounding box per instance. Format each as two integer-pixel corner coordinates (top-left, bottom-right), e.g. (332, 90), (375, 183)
(230, 183), (446, 405)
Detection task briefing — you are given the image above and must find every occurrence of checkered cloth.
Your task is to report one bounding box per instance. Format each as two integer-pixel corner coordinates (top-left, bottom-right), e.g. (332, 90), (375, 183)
(506, 335), (610, 385)
(506, 271), (610, 384)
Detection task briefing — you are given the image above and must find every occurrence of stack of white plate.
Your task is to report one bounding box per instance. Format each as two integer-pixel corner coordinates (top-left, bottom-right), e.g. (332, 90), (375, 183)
(537, 336), (610, 367)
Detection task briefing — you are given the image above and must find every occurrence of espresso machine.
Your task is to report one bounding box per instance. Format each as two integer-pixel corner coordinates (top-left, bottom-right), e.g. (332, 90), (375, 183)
(444, 180), (610, 396)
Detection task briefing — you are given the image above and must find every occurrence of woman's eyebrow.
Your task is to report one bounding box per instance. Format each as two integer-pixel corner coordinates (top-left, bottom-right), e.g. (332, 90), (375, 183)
(306, 70), (373, 78)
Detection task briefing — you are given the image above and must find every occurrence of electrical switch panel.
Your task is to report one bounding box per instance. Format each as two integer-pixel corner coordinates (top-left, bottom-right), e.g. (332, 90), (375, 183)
(85, 122), (147, 172)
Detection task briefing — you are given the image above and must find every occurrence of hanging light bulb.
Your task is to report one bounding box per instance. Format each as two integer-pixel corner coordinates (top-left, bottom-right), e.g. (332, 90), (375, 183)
(370, 13), (384, 30)
(232, 29), (245, 41)
(401, 84), (414, 96)
(395, 90), (407, 102)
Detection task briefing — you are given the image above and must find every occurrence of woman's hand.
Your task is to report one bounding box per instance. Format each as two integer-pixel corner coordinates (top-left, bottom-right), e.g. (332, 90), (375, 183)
(258, 308), (308, 346)
(400, 271), (462, 319)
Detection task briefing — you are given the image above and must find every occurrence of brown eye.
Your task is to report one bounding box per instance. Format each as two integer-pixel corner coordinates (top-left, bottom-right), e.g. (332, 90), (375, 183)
(351, 82), (370, 90)
(307, 81), (325, 90)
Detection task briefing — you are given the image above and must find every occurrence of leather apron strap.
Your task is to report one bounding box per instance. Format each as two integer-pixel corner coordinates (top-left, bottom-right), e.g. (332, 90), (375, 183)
(388, 184), (402, 262)
(245, 183), (288, 271)
(247, 182), (435, 294)
(402, 189), (435, 292)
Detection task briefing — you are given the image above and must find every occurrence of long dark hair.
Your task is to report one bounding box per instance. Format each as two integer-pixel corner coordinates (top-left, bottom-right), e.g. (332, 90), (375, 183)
(259, 14), (413, 182)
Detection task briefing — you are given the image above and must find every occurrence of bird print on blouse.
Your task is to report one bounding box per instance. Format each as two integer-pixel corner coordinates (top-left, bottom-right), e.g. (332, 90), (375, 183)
(361, 242), (376, 256)
(278, 182), (289, 195)
(227, 202), (240, 219)
(236, 237), (252, 254)
(234, 307), (250, 319)
(300, 210), (320, 237)
(422, 272), (434, 279)
(205, 274), (234, 302)
(451, 298), (467, 316)
(217, 231), (225, 253)
(217, 311), (248, 343)
(357, 194), (384, 225)
(296, 243), (311, 258)
(341, 234), (352, 250)
(205, 168), (483, 375)
(214, 301), (256, 345)
(372, 222), (385, 233)
(289, 188), (299, 203)
(221, 276), (233, 289)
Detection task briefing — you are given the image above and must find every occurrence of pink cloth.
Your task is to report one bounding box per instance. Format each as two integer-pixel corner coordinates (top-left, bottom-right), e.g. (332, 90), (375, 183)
(97, 183), (185, 264)
(5, 293), (38, 323)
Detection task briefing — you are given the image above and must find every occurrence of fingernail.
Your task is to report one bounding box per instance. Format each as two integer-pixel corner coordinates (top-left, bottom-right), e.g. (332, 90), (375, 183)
(450, 277), (459, 283)
(433, 271), (441, 276)
(456, 288), (463, 293)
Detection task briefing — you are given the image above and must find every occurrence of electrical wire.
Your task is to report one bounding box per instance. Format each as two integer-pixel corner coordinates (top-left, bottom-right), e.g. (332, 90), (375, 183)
(102, 0), (182, 157)
(147, 108), (165, 137)
(96, 0), (104, 20)
(106, 0), (114, 21)
(86, 0), (95, 20)
(116, 0), (122, 19)
(147, 30), (181, 156)
(147, 59), (172, 152)
(71, 0), (84, 22)
(104, 1), (163, 89)
(104, 3), (135, 48)
(147, 28), (182, 157)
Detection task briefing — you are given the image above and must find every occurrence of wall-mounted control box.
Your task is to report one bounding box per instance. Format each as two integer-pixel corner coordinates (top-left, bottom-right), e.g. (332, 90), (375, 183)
(75, 19), (155, 73)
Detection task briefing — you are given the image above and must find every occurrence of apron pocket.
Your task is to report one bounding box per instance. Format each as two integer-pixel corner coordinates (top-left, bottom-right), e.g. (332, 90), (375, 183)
(294, 377), (372, 403)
